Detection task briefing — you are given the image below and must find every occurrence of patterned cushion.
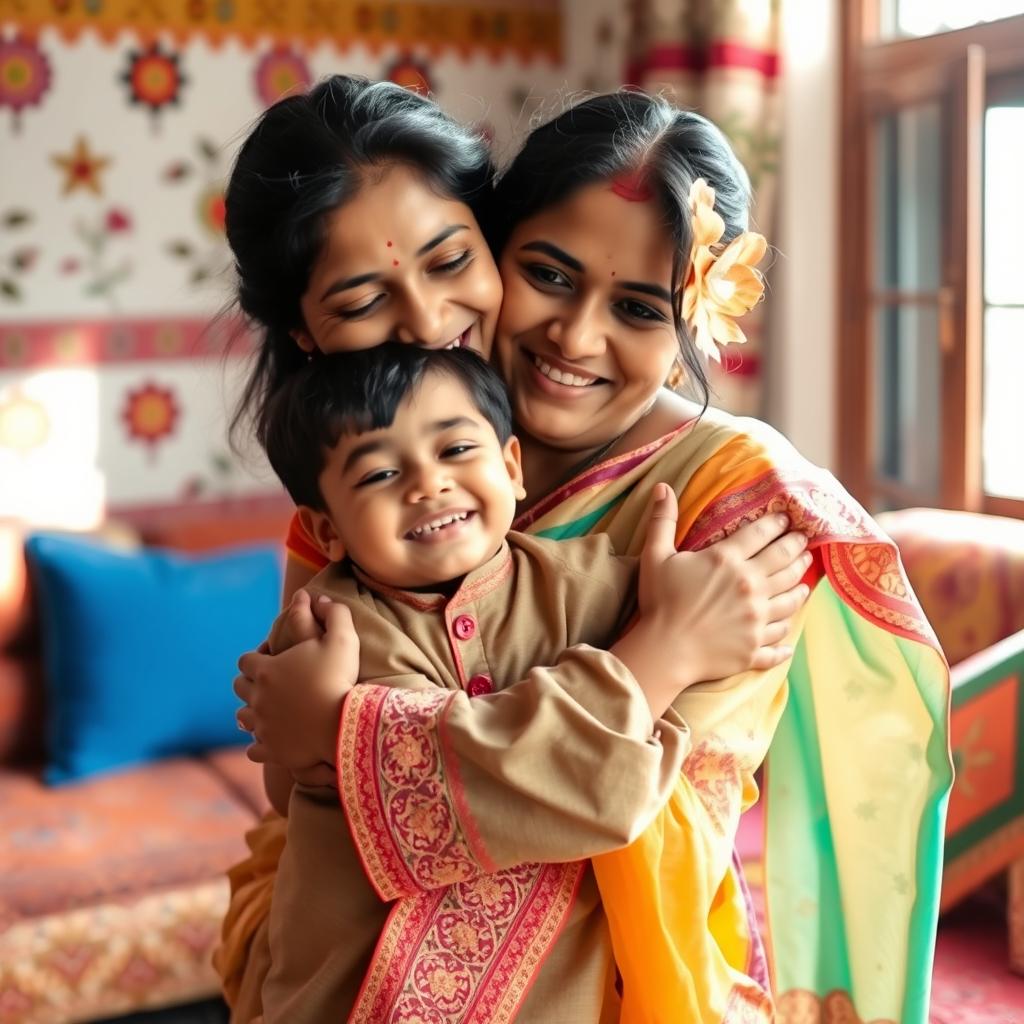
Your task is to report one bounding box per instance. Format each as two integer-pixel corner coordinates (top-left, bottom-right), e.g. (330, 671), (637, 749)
(204, 746), (271, 818)
(877, 508), (1024, 666)
(0, 756), (256, 929)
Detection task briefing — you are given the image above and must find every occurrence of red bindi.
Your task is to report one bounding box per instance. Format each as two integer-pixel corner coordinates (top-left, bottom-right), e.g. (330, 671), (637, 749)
(386, 240), (393, 247)
(393, 259), (399, 266)
(610, 169), (653, 203)
(611, 270), (616, 277)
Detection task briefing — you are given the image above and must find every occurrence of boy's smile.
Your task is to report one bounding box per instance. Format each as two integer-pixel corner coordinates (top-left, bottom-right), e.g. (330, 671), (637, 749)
(302, 372), (525, 590)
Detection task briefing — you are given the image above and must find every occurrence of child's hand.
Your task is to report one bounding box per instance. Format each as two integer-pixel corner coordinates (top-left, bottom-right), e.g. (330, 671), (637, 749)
(267, 588), (324, 654)
(615, 483), (811, 717)
(234, 599), (360, 772)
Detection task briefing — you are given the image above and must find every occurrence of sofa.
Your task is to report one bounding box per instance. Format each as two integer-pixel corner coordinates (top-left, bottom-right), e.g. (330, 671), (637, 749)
(0, 508), (292, 1024)
(877, 507), (1024, 972)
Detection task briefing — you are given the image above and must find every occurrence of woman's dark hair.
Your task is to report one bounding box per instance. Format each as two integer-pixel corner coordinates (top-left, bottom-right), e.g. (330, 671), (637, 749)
(226, 75), (495, 449)
(264, 344), (513, 510)
(492, 90), (753, 409)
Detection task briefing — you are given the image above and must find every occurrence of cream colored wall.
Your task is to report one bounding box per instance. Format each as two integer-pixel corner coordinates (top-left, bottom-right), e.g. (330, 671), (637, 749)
(767, 0), (839, 471)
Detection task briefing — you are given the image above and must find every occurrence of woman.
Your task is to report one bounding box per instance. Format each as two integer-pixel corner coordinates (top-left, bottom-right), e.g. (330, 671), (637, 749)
(224, 81), (950, 1023)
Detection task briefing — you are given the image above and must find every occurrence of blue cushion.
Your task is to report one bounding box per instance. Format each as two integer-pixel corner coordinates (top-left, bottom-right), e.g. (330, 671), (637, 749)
(24, 533), (281, 784)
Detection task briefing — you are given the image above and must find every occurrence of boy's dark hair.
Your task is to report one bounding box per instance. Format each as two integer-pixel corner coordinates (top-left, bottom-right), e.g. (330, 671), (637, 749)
(264, 344), (513, 510)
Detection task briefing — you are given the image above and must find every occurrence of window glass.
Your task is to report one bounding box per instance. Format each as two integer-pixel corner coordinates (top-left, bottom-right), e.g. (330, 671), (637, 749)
(880, 0), (1024, 39)
(873, 305), (942, 494)
(873, 105), (942, 292)
(982, 107), (1024, 499)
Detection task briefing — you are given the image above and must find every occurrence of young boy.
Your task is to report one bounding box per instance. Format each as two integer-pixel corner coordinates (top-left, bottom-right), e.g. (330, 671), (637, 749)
(244, 343), (709, 1023)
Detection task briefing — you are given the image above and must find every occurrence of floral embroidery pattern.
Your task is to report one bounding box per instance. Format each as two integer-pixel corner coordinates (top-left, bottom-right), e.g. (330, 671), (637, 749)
(686, 466), (936, 645)
(351, 861), (582, 1024)
(339, 686), (492, 902)
(775, 988), (896, 1023)
(683, 738), (743, 836)
(725, 981), (776, 1022)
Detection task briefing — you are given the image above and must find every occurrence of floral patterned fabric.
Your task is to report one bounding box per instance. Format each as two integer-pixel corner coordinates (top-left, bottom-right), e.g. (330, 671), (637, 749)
(876, 508), (1024, 666)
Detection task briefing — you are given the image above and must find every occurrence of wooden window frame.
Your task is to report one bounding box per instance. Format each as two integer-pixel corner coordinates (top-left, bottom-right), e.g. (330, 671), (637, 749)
(838, 2), (1024, 518)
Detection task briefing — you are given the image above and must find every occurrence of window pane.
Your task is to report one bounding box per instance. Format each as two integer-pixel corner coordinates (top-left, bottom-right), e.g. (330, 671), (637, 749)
(880, 0), (1024, 39)
(873, 105), (942, 292)
(985, 106), (1024, 305)
(983, 307), (1024, 499)
(873, 305), (942, 494)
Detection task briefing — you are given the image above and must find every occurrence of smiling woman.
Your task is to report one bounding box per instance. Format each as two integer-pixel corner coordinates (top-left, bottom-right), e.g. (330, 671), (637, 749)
(294, 164), (501, 357)
(224, 75), (500, 455)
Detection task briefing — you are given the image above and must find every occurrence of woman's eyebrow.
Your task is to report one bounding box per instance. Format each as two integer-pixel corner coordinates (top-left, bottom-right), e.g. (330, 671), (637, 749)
(416, 224), (468, 256)
(618, 280), (673, 304)
(519, 241), (583, 273)
(319, 225), (469, 302)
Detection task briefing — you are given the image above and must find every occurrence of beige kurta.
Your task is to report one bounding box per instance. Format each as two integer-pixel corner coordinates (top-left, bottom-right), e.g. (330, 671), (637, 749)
(261, 532), (690, 1024)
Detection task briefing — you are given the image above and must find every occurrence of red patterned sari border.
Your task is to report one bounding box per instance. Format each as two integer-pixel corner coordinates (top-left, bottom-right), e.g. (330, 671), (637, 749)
(513, 421), (693, 532)
(685, 467), (938, 646)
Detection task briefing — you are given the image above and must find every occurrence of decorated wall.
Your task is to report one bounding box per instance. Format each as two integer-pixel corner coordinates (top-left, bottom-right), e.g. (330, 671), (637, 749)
(0, 0), (625, 529)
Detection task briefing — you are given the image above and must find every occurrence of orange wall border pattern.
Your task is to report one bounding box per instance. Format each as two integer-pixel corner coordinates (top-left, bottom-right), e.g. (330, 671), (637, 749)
(4, 0), (563, 63)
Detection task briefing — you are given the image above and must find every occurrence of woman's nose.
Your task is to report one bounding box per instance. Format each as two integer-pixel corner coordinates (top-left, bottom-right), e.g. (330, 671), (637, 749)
(393, 282), (446, 345)
(546, 297), (606, 360)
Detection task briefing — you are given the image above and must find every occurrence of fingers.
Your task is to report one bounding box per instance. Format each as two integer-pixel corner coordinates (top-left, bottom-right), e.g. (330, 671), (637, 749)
(320, 599), (355, 642)
(641, 483), (680, 568)
(233, 672), (253, 703)
(725, 513), (791, 559)
(749, 528), (811, 585)
(246, 741), (269, 764)
(761, 547), (813, 596)
(750, 644), (795, 671)
(236, 705), (256, 732)
(765, 583), (811, 625)
(237, 649), (268, 681)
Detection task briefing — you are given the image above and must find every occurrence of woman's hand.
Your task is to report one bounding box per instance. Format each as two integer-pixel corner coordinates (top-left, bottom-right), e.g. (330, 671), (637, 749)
(613, 483), (811, 718)
(234, 599), (360, 777)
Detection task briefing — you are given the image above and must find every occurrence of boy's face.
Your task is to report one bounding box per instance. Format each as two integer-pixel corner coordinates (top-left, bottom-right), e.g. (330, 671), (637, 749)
(302, 372), (526, 590)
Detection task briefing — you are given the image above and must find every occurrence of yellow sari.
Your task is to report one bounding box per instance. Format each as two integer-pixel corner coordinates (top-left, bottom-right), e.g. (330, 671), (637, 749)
(516, 412), (951, 1024)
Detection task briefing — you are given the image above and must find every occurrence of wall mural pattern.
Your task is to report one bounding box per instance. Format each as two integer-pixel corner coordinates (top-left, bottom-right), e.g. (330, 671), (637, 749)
(0, 0), (625, 530)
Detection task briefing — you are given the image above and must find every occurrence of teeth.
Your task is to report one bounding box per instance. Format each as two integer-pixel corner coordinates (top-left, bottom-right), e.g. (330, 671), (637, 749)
(533, 355), (597, 388)
(411, 511), (469, 537)
(445, 330), (467, 350)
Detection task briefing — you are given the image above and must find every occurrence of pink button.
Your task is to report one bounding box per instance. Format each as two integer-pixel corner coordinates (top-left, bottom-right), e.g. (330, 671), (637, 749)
(467, 674), (492, 697)
(452, 614), (476, 641)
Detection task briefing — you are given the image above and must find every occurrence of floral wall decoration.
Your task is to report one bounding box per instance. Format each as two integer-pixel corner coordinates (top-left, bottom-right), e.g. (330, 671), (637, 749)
(120, 40), (188, 124)
(0, 0), (625, 530)
(0, 32), (52, 130)
(163, 137), (227, 287)
(252, 45), (311, 106)
(1, 208), (38, 303)
(121, 379), (179, 459)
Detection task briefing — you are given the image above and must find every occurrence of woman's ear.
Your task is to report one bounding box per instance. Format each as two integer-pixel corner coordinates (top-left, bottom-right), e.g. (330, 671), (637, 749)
(297, 506), (346, 562)
(503, 435), (527, 501)
(290, 327), (316, 354)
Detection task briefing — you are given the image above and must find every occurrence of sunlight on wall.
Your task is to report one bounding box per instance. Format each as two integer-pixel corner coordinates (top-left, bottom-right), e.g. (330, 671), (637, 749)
(0, 369), (105, 528)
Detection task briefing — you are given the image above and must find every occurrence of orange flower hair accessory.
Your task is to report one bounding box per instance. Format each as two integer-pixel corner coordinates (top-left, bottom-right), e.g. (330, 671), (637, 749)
(681, 178), (767, 362)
